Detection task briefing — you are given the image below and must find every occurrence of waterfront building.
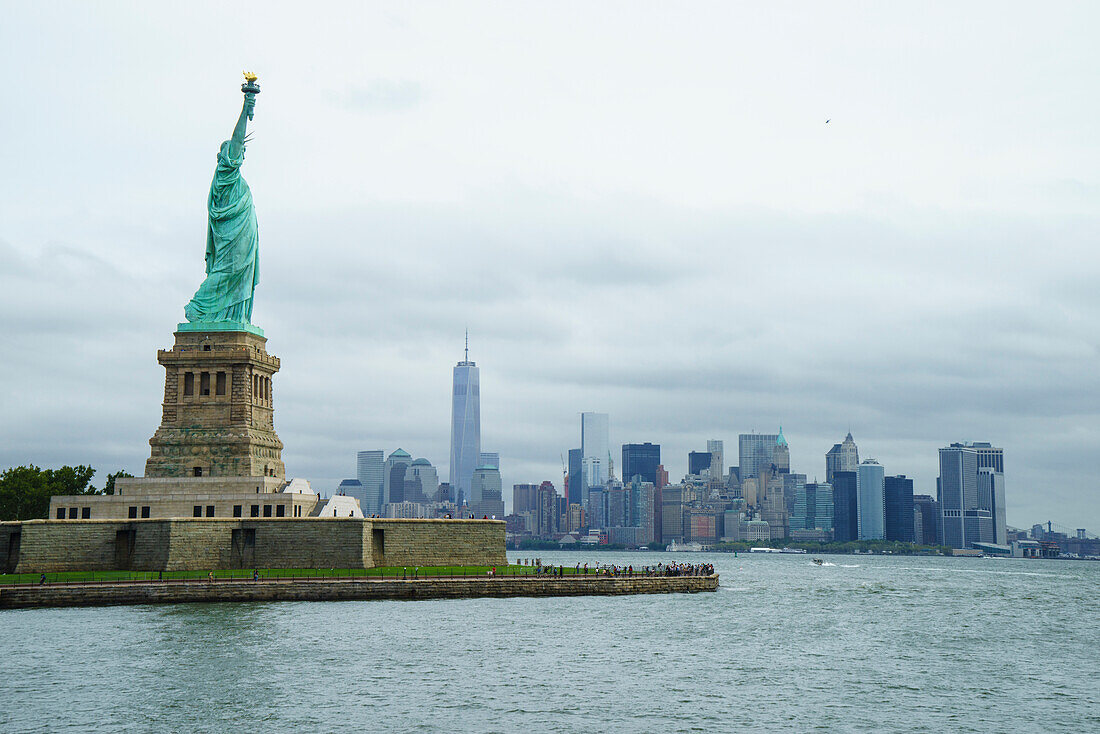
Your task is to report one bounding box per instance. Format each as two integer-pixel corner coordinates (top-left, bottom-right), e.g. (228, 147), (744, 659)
(661, 485), (686, 542)
(449, 341), (481, 506)
(581, 413), (609, 504)
(913, 494), (940, 545)
(884, 475), (914, 543)
(622, 442), (660, 484)
(356, 450), (384, 516)
(825, 432), (860, 484)
(792, 482), (834, 535)
(939, 442), (1003, 548)
(738, 431), (780, 479)
(655, 464), (669, 489)
(831, 471), (858, 542)
(980, 468), (1007, 544)
(856, 460), (885, 540)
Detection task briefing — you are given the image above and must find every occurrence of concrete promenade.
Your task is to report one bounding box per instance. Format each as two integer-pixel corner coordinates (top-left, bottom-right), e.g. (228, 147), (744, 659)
(0, 574), (719, 609)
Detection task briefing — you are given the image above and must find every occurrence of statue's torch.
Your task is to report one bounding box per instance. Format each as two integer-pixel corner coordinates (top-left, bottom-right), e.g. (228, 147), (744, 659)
(242, 72), (260, 120)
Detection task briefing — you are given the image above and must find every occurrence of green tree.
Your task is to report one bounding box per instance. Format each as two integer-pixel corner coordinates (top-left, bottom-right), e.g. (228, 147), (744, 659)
(103, 470), (134, 495)
(0, 464), (97, 520)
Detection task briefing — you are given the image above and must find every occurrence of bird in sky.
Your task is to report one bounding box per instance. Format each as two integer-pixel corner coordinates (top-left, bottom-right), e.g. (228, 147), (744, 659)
(826, 119), (831, 123)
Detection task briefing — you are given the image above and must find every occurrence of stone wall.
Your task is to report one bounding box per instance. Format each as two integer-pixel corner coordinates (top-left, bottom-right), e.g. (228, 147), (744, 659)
(0, 574), (718, 609)
(5, 518), (505, 573)
(369, 519), (506, 567)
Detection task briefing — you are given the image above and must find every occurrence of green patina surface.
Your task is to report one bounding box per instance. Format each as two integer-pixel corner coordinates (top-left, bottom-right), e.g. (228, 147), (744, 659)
(176, 321), (264, 336)
(182, 80), (262, 331)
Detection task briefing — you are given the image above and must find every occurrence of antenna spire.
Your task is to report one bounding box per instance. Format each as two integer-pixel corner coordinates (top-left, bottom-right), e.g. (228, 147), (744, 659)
(464, 330), (469, 361)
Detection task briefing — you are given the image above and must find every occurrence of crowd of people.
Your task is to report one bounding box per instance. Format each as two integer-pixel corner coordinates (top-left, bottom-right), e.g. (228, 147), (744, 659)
(517, 559), (715, 578)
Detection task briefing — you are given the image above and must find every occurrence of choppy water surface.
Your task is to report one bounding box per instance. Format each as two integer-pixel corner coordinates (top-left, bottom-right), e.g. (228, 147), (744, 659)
(2, 553), (1097, 732)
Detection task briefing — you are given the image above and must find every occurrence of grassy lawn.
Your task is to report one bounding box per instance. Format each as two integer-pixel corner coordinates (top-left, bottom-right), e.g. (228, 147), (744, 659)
(0, 563), (607, 585)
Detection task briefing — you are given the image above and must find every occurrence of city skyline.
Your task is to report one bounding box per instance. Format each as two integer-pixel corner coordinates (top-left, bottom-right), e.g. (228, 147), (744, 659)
(1, 4), (1098, 531)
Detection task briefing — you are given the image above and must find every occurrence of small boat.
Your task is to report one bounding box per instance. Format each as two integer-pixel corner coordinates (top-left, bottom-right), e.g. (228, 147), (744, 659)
(812, 558), (824, 565)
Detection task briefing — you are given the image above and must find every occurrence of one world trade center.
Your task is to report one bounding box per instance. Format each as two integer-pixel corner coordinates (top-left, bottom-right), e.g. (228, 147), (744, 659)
(449, 336), (480, 507)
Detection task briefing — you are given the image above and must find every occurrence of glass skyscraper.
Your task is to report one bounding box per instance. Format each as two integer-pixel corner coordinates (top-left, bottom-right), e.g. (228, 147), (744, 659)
(738, 432), (780, 479)
(356, 450), (384, 515)
(580, 412), (609, 503)
(856, 459), (885, 540)
(832, 471), (858, 542)
(622, 442), (660, 485)
(884, 475), (915, 543)
(449, 343), (480, 507)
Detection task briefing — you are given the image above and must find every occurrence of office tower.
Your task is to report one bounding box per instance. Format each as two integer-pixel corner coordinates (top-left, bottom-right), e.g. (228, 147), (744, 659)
(856, 460), (885, 540)
(535, 481), (559, 537)
(356, 450), (384, 515)
(884, 475), (915, 543)
(825, 432), (860, 484)
(981, 468), (1007, 544)
(470, 465), (503, 517)
(581, 457), (602, 501)
(688, 451), (712, 477)
(783, 473), (806, 519)
(622, 442), (660, 484)
(436, 482), (453, 503)
(913, 495), (939, 545)
(337, 479), (365, 509)
(478, 452), (499, 470)
(513, 483), (538, 516)
(580, 413), (609, 503)
(449, 338), (481, 506)
(655, 464), (669, 489)
(832, 471), (858, 542)
(792, 482), (834, 533)
(939, 442), (1003, 548)
(383, 449), (412, 506)
(772, 429), (789, 473)
(707, 439), (724, 485)
(567, 448), (583, 506)
(404, 458), (439, 504)
(971, 442), (1004, 472)
(738, 432), (780, 479)
(661, 485), (686, 542)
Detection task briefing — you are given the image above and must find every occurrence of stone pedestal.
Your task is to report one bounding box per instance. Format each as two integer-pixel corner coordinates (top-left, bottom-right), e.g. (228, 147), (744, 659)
(145, 329), (285, 480)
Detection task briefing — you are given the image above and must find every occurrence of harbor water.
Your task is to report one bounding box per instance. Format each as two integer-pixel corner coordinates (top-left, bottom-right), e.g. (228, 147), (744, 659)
(2, 552), (1097, 732)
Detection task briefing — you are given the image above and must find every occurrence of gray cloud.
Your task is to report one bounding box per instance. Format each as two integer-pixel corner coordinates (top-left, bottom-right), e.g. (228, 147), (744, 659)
(1, 3), (1098, 531)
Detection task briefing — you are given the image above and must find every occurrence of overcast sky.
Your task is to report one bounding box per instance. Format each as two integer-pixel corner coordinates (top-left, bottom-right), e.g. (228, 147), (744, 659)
(2, 2), (1098, 531)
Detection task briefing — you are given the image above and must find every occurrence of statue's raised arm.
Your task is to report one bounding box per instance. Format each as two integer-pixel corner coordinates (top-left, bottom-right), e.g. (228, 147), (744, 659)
(229, 73), (259, 159)
(182, 73), (263, 328)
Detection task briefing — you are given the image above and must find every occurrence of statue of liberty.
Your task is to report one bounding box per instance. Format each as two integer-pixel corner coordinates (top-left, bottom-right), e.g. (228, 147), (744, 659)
(184, 74), (262, 327)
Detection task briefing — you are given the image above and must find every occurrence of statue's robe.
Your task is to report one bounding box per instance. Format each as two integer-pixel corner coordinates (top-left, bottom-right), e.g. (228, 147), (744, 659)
(184, 143), (259, 324)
